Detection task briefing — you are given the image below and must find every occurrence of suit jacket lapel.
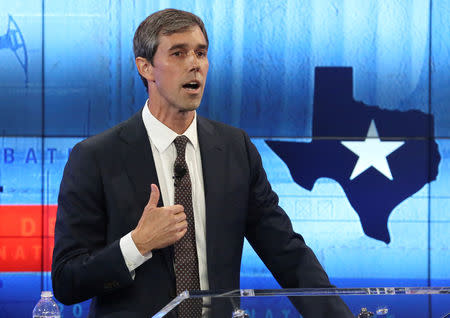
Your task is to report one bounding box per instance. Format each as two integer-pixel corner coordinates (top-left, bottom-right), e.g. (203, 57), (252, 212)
(197, 116), (225, 291)
(117, 109), (173, 276)
(118, 111), (158, 208)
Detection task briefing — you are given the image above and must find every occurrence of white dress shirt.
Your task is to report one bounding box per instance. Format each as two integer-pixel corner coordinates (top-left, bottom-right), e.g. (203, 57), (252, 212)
(119, 102), (209, 295)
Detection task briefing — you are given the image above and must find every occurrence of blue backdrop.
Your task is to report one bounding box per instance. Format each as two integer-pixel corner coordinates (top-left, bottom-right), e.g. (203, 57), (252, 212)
(0, 1), (449, 317)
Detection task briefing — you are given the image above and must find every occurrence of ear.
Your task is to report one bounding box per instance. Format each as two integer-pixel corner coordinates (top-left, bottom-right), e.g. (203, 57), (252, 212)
(135, 57), (154, 83)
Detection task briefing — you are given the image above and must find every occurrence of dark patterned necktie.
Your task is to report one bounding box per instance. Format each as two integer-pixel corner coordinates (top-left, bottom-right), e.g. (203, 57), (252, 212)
(173, 135), (202, 317)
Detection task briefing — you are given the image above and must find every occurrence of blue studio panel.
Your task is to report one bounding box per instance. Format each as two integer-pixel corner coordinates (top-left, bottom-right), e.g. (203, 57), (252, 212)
(432, 0), (450, 137)
(0, 3), (43, 135)
(0, 1), (449, 317)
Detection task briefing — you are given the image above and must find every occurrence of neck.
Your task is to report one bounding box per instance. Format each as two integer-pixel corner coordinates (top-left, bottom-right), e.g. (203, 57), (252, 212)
(147, 101), (195, 135)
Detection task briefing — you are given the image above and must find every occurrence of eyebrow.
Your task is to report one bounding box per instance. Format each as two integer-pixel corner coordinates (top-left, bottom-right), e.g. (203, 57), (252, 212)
(168, 43), (208, 51)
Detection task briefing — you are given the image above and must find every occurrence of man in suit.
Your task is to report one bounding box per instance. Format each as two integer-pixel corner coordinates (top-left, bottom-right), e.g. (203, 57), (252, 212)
(52, 8), (353, 318)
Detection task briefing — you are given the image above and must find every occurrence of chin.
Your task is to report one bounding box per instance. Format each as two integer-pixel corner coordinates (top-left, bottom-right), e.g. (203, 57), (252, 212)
(181, 102), (201, 112)
(177, 106), (198, 113)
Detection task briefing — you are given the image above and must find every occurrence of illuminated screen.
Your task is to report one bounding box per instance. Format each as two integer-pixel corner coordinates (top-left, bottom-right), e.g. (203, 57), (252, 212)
(0, 1), (449, 317)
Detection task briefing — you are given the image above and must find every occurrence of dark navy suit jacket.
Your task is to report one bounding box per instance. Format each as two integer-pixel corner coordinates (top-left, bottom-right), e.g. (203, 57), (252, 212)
(51, 109), (352, 317)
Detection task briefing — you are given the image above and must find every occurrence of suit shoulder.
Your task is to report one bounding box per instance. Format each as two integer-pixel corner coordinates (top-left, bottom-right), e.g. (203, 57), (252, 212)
(198, 116), (248, 140)
(73, 111), (141, 154)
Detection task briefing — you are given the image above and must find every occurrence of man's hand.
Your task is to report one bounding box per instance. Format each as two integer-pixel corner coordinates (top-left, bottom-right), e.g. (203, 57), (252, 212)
(131, 184), (187, 255)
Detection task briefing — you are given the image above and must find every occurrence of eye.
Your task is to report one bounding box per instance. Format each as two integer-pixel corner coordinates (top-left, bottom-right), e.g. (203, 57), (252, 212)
(172, 51), (183, 57)
(196, 50), (207, 58)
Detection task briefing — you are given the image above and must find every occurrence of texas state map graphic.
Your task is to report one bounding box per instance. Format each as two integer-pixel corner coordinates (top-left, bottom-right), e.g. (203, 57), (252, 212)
(266, 67), (441, 243)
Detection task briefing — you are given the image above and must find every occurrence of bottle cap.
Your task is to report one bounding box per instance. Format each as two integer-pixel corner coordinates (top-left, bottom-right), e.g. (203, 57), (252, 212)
(41, 291), (53, 298)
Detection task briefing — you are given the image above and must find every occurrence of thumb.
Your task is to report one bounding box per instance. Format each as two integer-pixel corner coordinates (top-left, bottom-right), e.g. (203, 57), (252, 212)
(147, 184), (160, 208)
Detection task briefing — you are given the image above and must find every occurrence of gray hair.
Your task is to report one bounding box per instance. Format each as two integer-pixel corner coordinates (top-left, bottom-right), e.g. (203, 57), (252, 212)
(133, 8), (209, 89)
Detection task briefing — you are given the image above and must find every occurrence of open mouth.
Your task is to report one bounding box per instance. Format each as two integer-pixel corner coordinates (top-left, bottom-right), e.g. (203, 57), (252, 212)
(182, 81), (201, 91)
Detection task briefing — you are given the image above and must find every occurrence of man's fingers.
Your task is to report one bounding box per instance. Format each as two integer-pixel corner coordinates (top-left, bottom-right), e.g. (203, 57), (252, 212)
(175, 212), (187, 222)
(147, 184), (160, 208)
(178, 220), (188, 230)
(176, 228), (188, 240)
(171, 204), (184, 212)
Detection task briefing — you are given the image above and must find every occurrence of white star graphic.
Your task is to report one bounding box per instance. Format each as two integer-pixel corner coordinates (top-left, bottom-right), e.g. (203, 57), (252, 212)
(341, 120), (405, 180)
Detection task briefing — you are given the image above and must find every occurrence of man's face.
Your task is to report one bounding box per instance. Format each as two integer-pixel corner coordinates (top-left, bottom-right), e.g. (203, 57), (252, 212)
(149, 26), (209, 113)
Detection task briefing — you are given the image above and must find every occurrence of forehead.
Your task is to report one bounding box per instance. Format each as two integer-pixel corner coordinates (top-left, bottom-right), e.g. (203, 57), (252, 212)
(157, 26), (208, 49)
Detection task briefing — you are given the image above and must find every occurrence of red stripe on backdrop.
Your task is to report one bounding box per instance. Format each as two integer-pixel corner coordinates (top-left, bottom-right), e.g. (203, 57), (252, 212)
(0, 205), (57, 271)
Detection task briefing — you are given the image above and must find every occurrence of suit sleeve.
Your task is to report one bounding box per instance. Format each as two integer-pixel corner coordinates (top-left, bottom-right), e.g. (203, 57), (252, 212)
(51, 141), (134, 305)
(242, 132), (353, 318)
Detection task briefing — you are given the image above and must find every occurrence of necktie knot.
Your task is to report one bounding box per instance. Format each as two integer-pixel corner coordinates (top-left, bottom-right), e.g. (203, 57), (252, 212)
(174, 135), (189, 158)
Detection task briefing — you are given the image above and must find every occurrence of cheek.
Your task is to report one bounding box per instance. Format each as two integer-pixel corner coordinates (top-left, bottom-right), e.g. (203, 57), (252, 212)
(202, 60), (209, 76)
(156, 69), (177, 90)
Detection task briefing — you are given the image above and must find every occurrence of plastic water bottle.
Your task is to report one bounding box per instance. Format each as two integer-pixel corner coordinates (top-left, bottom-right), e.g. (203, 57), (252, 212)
(32, 291), (61, 318)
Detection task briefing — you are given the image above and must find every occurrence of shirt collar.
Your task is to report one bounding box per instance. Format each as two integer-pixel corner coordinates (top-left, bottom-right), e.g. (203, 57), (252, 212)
(142, 100), (199, 153)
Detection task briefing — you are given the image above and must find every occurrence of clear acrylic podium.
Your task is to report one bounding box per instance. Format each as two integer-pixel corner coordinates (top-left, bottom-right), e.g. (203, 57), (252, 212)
(152, 287), (450, 318)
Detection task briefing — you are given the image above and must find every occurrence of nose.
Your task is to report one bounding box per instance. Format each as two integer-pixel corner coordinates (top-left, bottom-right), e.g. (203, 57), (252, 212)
(187, 51), (200, 72)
